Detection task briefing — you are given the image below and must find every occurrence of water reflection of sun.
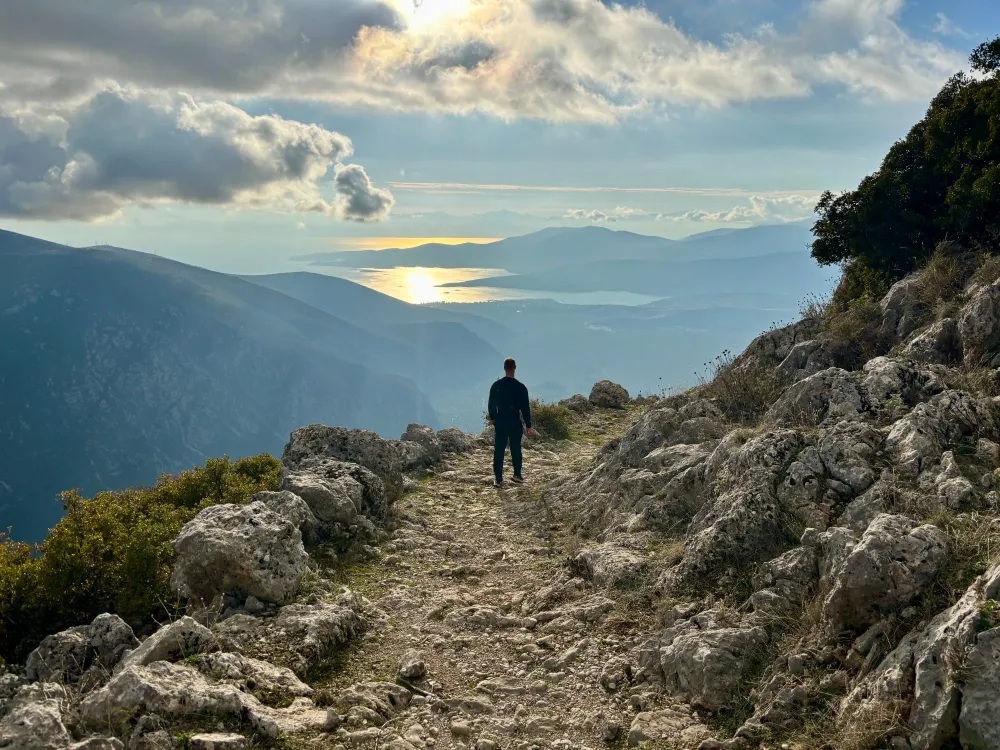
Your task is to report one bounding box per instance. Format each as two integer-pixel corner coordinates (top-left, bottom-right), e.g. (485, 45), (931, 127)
(405, 269), (442, 304)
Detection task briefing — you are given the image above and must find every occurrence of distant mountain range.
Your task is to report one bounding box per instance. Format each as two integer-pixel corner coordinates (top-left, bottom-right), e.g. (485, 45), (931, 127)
(0, 222), (832, 542)
(294, 223), (813, 275)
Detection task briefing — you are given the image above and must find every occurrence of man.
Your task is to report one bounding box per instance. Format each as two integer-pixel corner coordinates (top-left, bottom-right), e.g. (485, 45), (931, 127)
(488, 357), (535, 487)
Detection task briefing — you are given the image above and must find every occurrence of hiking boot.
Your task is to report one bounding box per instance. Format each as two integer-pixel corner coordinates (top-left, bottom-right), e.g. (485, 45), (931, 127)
(511, 475), (524, 484)
(493, 479), (504, 488)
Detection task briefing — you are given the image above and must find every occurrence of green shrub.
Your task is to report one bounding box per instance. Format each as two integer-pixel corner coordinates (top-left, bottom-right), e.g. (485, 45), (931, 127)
(530, 400), (573, 440)
(0, 454), (279, 662)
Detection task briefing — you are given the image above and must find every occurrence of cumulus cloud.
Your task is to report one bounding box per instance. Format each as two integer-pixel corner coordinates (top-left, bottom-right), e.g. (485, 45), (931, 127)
(0, 89), (393, 221)
(564, 206), (645, 222)
(0, 0), (967, 124)
(658, 195), (820, 225)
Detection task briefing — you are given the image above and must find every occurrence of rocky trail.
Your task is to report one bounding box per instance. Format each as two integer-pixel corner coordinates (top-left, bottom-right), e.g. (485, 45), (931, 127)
(303, 406), (684, 750)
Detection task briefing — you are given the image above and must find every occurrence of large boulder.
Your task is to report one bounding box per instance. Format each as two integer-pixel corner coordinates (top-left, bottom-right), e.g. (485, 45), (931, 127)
(764, 368), (865, 427)
(0, 683), (72, 749)
(637, 610), (768, 713)
(880, 275), (928, 344)
(840, 564), (1000, 750)
(282, 425), (403, 503)
(118, 617), (218, 672)
(26, 613), (138, 685)
(729, 317), (822, 373)
(399, 424), (442, 464)
(559, 394), (592, 412)
(959, 278), (1000, 366)
(902, 318), (960, 364)
(589, 380), (630, 409)
(248, 490), (318, 544)
(279, 470), (369, 532)
(171, 501), (308, 606)
(821, 514), (948, 636)
(437, 427), (474, 454)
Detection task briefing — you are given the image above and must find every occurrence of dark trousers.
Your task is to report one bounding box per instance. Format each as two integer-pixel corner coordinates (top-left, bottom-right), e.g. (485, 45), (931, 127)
(493, 422), (523, 482)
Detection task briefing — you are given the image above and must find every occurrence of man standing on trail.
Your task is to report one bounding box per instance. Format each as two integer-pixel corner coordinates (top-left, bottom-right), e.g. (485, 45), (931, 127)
(488, 357), (535, 488)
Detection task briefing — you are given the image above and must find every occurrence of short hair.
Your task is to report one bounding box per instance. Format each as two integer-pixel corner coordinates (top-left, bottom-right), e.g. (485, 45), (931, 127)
(503, 357), (516, 370)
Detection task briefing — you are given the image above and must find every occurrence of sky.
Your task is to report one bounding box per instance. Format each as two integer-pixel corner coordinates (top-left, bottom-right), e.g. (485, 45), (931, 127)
(0, 0), (996, 273)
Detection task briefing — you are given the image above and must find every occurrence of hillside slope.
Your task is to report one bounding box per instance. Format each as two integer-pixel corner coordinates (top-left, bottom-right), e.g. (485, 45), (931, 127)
(0, 230), (437, 541)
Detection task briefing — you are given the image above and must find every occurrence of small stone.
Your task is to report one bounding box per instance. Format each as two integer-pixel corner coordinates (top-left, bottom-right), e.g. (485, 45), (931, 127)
(243, 596), (265, 615)
(451, 721), (473, 738)
(398, 650), (427, 680)
(787, 654), (805, 676)
(601, 723), (621, 743)
(476, 740), (498, 750)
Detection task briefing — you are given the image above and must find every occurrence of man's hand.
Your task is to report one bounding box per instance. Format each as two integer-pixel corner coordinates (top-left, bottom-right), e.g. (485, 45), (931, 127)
(489, 418), (495, 426)
(525, 427), (535, 437)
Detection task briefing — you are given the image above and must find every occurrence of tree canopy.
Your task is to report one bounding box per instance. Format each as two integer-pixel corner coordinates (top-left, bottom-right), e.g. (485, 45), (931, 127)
(811, 36), (1000, 298)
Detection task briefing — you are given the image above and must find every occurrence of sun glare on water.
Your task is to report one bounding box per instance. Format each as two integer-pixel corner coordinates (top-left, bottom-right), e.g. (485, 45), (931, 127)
(398, 0), (471, 29)
(405, 269), (442, 304)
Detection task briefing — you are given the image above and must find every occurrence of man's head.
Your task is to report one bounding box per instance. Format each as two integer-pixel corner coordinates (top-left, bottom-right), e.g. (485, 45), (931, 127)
(503, 357), (516, 376)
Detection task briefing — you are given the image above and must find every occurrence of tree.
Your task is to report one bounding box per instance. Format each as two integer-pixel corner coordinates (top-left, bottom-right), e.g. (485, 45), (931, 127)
(811, 36), (1000, 299)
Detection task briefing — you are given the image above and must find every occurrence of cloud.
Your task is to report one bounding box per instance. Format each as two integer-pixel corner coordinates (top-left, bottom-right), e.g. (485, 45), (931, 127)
(658, 194), (820, 224)
(0, 89), (393, 221)
(390, 181), (817, 197)
(0, 0), (967, 125)
(564, 206), (645, 222)
(932, 13), (971, 39)
(333, 163), (395, 222)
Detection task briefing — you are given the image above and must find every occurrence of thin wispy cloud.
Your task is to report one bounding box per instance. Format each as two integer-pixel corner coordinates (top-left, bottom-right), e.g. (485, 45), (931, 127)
(389, 181), (819, 197)
(933, 12), (972, 39)
(657, 194), (821, 225)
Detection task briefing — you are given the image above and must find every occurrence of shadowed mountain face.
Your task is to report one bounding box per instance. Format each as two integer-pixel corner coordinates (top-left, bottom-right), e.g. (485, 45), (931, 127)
(0, 230), (437, 542)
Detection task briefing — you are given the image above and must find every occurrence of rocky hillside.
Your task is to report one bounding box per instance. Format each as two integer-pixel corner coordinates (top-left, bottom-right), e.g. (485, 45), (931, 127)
(5, 258), (1000, 750)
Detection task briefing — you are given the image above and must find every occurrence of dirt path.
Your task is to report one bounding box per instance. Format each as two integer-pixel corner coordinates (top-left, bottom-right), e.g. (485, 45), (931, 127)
(302, 410), (697, 750)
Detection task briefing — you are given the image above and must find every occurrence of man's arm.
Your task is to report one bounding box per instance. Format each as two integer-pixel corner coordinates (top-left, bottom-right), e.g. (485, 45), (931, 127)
(520, 384), (532, 428)
(488, 382), (499, 423)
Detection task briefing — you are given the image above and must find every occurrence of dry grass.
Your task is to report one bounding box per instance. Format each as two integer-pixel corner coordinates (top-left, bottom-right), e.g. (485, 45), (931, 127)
(822, 293), (887, 368)
(697, 350), (784, 425)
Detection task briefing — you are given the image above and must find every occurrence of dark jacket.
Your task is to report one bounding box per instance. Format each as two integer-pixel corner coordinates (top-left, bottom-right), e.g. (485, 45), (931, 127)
(488, 376), (531, 428)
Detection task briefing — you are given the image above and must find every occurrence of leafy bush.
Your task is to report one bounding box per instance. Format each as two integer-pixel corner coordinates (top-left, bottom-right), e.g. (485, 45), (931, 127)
(0, 454), (279, 662)
(697, 350), (783, 425)
(530, 400), (573, 440)
(811, 36), (1000, 299)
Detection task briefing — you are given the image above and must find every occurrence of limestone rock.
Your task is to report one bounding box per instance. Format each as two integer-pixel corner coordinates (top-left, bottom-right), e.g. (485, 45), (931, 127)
(559, 394), (592, 412)
(822, 515), (947, 635)
(118, 617), (218, 672)
(958, 628), (1000, 749)
(171, 501), (308, 605)
(765, 368), (865, 427)
(656, 617), (769, 712)
(437, 427), (474, 453)
(189, 735), (248, 750)
(880, 274), (928, 343)
(902, 318), (960, 364)
(959, 278), (1000, 365)
(213, 594), (366, 676)
(0, 683), (72, 749)
(282, 424), (404, 502)
(729, 317), (822, 373)
(775, 339), (837, 383)
(397, 649), (427, 679)
(197, 652), (313, 698)
(840, 564), (1000, 750)
(570, 543), (647, 588)
(70, 739), (125, 750)
(400, 424), (442, 466)
(25, 624), (90, 684)
(248, 490), (318, 544)
(590, 380), (630, 409)
(627, 704), (710, 746)
(26, 613), (138, 685)
(280, 470), (367, 530)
